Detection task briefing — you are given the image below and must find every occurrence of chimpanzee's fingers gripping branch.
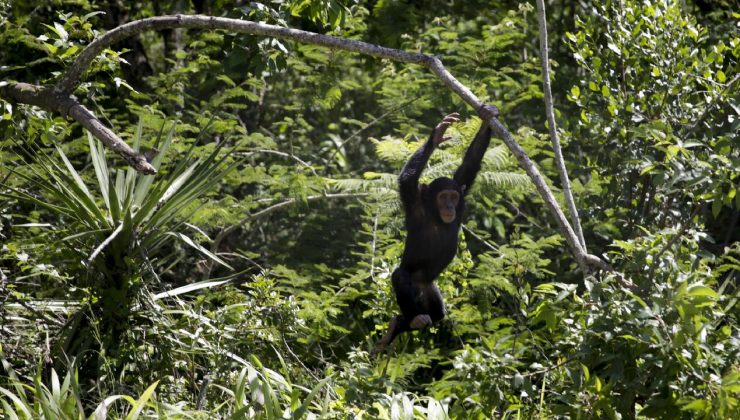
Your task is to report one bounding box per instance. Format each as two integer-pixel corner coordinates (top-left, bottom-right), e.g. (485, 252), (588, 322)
(477, 104), (499, 121)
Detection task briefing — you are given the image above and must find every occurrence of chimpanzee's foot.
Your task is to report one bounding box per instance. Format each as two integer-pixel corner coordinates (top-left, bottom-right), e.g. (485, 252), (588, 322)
(409, 314), (432, 329)
(374, 317), (401, 354)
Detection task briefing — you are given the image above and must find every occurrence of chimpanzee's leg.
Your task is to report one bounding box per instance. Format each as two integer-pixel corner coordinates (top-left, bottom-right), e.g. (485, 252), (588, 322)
(425, 282), (446, 323)
(374, 268), (418, 352)
(394, 269), (446, 329)
(392, 267), (421, 323)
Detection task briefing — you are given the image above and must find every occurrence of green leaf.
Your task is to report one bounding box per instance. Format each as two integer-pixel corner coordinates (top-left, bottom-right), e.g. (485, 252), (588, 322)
(132, 122), (175, 207)
(293, 374), (333, 418)
(124, 381), (159, 420)
(570, 85), (580, 98)
(712, 197), (722, 218)
(717, 70), (726, 83)
(55, 145), (107, 224)
(42, 22), (68, 41)
(217, 74), (236, 87)
(88, 134), (110, 210)
(681, 399), (709, 412)
(166, 232), (233, 269)
(607, 42), (621, 56)
(686, 284), (718, 299)
(92, 395), (127, 418)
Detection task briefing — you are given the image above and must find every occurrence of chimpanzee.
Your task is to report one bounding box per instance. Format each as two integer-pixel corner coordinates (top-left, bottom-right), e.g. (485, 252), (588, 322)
(375, 104), (499, 352)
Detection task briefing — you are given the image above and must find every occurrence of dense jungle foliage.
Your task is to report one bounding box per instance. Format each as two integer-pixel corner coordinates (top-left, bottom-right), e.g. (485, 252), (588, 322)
(0, 0), (738, 418)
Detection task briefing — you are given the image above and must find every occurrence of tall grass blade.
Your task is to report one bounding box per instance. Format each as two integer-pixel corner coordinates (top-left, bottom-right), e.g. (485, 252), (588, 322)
(133, 122), (176, 207)
(124, 381), (159, 420)
(92, 395), (127, 419)
(53, 146), (108, 226)
(293, 375), (333, 418)
(0, 387), (33, 419)
(108, 176), (121, 223)
(0, 399), (21, 420)
(152, 278), (231, 300)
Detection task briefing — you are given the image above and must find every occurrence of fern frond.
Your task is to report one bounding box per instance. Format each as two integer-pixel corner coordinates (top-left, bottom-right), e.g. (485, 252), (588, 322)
(364, 172), (398, 192)
(478, 171), (532, 191)
(422, 161), (457, 181)
(330, 178), (372, 192)
(482, 145), (510, 169)
(374, 137), (412, 165)
(455, 117), (483, 139)
(330, 172), (396, 194)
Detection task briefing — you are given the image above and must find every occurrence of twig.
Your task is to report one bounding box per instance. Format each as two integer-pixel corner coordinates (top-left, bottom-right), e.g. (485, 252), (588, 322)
(462, 225), (500, 253)
(195, 374), (210, 410)
(237, 148), (319, 178)
(222, 192), (369, 240)
(369, 213), (380, 282)
(54, 15), (431, 94)
(86, 223), (124, 265)
(521, 353), (580, 377)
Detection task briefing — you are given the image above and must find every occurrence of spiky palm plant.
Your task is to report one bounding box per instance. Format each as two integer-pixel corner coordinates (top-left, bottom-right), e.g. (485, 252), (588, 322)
(2, 121), (239, 377)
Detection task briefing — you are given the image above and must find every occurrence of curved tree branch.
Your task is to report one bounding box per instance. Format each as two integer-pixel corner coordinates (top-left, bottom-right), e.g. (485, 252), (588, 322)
(54, 15), (430, 94)
(2, 14), (611, 272)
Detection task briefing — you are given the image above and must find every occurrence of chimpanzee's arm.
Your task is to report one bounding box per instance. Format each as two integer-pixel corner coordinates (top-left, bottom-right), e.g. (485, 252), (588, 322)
(453, 105), (498, 194)
(398, 112), (460, 210)
(398, 136), (435, 210)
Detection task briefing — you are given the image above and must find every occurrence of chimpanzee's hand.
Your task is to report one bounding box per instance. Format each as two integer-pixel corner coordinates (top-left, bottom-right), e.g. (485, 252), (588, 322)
(432, 112), (460, 145)
(477, 104), (499, 122)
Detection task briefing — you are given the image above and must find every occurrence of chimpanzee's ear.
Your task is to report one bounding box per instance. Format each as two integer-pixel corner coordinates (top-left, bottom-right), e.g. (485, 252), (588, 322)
(461, 184), (467, 194)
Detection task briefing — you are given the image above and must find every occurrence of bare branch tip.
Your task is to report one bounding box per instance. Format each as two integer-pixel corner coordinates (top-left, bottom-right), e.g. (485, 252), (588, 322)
(137, 161), (157, 175)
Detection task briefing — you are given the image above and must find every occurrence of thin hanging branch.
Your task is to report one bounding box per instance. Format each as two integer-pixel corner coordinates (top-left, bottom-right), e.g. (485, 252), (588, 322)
(535, 0), (586, 251)
(0, 14), (612, 272)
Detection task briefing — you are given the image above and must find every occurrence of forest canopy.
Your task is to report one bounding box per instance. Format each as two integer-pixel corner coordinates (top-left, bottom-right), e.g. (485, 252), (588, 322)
(0, 0), (738, 418)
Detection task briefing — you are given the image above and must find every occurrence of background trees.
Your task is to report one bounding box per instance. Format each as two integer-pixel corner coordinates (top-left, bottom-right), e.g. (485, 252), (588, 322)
(1, 0), (737, 418)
